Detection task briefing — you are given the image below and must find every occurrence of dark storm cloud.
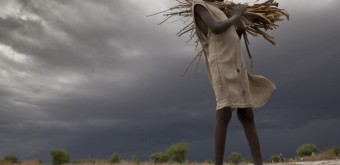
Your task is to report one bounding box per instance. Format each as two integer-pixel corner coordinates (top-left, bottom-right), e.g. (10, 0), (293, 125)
(0, 0), (212, 161)
(253, 0), (340, 129)
(0, 0), (339, 162)
(244, 0), (340, 157)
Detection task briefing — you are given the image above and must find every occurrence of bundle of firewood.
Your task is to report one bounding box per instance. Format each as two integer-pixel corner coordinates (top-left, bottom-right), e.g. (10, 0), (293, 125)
(148, 0), (289, 74)
(215, 0), (289, 45)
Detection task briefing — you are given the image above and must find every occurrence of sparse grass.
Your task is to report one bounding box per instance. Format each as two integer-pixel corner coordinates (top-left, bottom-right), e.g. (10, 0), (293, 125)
(1, 157), (340, 165)
(68, 161), (215, 165)
(0, 161), (228, 165)
(300, 147), (339, 161)
(0, 161), (12, 165)
(0, 160), (41, 165)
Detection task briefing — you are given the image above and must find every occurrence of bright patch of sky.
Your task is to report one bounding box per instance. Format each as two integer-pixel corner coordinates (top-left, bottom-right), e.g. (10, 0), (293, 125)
(0, 44), (29, 63)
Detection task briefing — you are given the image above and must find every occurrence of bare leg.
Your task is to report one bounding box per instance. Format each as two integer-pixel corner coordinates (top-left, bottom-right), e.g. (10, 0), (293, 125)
(237, 108), (263, 165)
(215, 107), (232, 165)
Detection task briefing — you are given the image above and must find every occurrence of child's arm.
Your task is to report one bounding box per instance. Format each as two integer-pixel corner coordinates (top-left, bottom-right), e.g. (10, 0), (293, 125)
(194, 4), (246, 35)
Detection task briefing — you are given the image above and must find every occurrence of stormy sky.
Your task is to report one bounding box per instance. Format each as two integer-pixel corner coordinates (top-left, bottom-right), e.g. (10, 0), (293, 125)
(0, 0), (339, 163)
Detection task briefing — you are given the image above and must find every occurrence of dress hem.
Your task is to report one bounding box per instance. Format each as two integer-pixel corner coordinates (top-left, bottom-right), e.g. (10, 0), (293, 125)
(216, 86), (276, 110)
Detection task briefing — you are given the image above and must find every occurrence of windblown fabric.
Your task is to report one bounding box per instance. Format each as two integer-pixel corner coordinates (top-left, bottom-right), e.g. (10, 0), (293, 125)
(192, 0), (276, 110)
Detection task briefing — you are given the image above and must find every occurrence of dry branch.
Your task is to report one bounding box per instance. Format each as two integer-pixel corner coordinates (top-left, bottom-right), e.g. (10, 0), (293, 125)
(147, 0), (289, 75)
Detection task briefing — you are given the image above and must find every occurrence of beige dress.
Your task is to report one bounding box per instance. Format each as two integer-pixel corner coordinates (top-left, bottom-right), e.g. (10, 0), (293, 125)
(192, 0), (276, 110)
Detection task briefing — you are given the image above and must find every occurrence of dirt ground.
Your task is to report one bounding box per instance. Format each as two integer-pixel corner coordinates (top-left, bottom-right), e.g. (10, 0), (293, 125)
(262, 160), (340, 165)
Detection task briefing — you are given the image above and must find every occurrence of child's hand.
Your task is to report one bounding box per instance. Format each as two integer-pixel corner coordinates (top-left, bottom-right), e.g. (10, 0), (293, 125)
(233, 3), (247, 17)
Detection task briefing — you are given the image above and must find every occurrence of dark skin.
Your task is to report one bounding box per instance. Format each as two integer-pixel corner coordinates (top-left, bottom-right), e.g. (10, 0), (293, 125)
(194, 1), (263, 165)
(194, 0), (245, 38)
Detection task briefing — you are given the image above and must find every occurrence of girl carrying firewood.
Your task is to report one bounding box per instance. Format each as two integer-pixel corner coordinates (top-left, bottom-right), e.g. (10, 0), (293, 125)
(149, 1), (288, 164)
(192, 1), (275, 165)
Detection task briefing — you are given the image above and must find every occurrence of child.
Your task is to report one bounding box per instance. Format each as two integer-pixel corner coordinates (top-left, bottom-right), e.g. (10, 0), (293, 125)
(192, 0), (276, 164)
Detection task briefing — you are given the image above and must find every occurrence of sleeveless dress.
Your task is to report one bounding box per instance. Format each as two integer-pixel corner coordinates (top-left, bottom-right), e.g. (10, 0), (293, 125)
(192, 0), (276, 110)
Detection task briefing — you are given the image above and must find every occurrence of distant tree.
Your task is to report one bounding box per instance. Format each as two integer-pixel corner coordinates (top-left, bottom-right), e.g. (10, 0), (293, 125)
(296, 143), (318, 157)
(50, 149), (70, 165)
(108, 153), (122, 164)
(228, 152), (243, 164)
(151, 152), (169, 163)
(165, 141), (189, 163)
(3, 155), (19, 163)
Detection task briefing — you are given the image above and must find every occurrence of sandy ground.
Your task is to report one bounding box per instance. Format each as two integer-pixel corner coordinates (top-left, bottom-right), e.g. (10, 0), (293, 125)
(261, 160), (340, 165)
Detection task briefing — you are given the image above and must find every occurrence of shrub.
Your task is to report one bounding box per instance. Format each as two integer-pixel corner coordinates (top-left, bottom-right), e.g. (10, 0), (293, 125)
(165, 141), (189, 163)
(303, 147), (340, 161)
(50, 149), (70, 165)
(108, 153), (122, 164)
(228, 152), (243, 164)
(204, 159), (214, 164)
(319, 147), (340, 159)
(296, 143), (318, 157)
(270, 154), (280, 163)
(150, 141), (189, 164)
(270, 153), (284, 163)
(131, 155), (140, 164)
(3, 155), (19, 163)
(151, 152), (169, 163)
(38, 160), (44, 164)
(334, 147), (340, 156)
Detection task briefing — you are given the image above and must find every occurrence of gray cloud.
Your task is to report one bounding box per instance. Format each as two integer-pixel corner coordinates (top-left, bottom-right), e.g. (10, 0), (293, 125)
(0, 0), (339, 162)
